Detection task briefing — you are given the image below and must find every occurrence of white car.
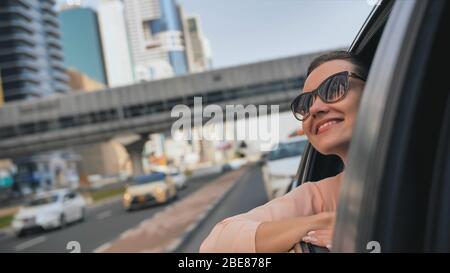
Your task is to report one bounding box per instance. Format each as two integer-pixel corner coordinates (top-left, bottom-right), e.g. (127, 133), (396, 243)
(12, 189), (87, 237)
(222, 158), (248, 172)
(262, 136), (308, 200)
(168, 170), (187, 190)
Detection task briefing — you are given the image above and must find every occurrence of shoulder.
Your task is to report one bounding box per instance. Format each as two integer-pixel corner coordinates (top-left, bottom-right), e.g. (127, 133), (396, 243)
(312, 172), (343, 195)
(289, 173), (341, 197)
(288, 172), (343, 213)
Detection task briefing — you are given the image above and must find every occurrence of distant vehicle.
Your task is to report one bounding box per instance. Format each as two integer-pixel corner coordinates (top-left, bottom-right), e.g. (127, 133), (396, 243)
(262, 136), (308, 200)
(148, 165), (187, 190)
(123, 172), (177, 211)
(168, 169), (187, 190)
(12, 189), (87, 237)
(221, 158), (248, 172)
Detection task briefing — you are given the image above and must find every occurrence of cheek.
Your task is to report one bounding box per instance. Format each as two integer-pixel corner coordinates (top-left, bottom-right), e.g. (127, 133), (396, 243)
(346, 91), (363, 114)
(336, 93), (362, 122)
(302, 120), (313, 135)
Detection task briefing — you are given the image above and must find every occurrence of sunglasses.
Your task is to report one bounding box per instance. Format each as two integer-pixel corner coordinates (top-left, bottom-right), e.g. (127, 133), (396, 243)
(290, 71), (366, 121)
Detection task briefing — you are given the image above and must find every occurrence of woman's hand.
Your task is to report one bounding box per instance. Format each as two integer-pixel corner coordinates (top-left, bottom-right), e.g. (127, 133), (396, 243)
(255, 211), (335, 253)
(302, 212), (336, 250)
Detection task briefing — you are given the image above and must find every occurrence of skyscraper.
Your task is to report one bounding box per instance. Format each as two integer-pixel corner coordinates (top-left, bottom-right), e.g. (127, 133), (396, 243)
(0, 0), (69, 102)
(97, 0), (134, 88)
(182, 15), (213, 73)
(123, 0), (188, 81)
(59, 6), (108, 84)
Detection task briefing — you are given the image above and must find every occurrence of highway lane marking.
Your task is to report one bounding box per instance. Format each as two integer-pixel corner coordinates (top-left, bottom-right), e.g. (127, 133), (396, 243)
(96, 210), (112, 220)
(14, 236), (46, 251)
(93, 173), (228, 253)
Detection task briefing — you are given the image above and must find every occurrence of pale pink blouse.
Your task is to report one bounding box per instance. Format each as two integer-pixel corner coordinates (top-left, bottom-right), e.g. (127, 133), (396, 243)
(199, 173), (343, 253)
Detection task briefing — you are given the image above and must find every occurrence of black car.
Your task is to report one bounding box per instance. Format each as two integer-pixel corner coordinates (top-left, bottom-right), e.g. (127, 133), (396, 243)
(293, 0), (450, 253)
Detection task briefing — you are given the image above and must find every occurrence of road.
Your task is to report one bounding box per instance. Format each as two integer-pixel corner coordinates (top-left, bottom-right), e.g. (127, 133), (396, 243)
(176, 165), (268, 253)
(0, 172), (223, 253)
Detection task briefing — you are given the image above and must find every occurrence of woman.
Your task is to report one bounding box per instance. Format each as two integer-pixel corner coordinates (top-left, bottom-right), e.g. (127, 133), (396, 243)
(200, 51), (369, 253)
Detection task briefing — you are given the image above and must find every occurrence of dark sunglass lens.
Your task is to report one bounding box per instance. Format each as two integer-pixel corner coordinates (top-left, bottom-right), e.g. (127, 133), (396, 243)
(299, 93), (314, 115)
(320, 73), (348, 102)
(292, 93), (313, 120)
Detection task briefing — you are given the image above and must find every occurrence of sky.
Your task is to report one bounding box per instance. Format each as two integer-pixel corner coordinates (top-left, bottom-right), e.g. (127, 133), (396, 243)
(58, 0), (373, 69)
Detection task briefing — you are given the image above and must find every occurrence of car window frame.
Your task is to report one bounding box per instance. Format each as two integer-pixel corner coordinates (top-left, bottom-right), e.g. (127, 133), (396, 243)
(64, 191), (76, 201)
(424, 94), (450, 252)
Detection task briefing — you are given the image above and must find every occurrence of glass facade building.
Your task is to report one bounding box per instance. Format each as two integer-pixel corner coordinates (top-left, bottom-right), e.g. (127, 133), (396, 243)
(149, 0), (183, 33)
(159, 0), (188, 75)
(59, 7), (107, 84)
(169, 51), (188, 75)
(97, 0), (135, 87)
(0, 0), (69, 102)
(124, 0), (188, 81)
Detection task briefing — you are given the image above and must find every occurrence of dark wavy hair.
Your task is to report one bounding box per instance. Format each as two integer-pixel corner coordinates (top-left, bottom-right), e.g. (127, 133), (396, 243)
(307, 51), (369, 79)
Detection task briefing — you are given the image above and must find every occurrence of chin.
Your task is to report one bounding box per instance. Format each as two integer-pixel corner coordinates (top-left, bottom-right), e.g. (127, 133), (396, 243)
(311, 135), (350, 156)
(315, 144), (337, 155)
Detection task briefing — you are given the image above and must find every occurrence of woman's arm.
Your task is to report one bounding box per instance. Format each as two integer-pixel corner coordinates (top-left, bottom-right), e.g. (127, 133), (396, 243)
(255, 212), (334, 252)
(200, 182), (330, 252)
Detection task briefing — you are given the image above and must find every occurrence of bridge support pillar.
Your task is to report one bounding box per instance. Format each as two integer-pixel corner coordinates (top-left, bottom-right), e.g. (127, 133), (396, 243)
(124, 137), (148, 176)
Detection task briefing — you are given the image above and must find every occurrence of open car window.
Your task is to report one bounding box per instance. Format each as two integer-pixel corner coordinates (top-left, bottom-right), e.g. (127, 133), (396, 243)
(295, 0), (393, 187)
(292, 0), (394, 253)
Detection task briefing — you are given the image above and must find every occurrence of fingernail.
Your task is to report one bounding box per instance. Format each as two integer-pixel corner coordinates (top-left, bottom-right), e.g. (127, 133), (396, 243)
(303, 236), (311, 242)
(326, 244), (332, 249)
(309, 237), (317, 242)
(307, 231), (315, 236)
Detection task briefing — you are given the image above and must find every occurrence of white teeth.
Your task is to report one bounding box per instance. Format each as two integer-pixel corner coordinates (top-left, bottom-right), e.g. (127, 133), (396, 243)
(317, 120), (340, 134)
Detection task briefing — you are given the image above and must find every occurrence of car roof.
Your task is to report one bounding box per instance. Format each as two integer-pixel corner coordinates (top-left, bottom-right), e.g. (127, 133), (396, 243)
(34, 188), (71, 198)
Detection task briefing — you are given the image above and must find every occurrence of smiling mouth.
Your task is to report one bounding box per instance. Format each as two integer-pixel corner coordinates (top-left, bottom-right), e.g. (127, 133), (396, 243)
(315, 119), (344, 135)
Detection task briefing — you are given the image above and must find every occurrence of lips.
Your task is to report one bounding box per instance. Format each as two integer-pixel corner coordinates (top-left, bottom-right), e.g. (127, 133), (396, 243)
(314, 118), (344, 135)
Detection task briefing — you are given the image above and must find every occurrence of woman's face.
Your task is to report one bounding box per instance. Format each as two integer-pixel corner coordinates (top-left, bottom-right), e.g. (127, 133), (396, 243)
(302, 60), (365, 159)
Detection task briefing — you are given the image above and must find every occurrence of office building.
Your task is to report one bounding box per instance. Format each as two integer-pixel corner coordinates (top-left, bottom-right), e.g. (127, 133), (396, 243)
(97, 0), (134, 87)
(59, 6), (108, 84)
(0, 0), (69, 102)
(123, 0), (188, 81)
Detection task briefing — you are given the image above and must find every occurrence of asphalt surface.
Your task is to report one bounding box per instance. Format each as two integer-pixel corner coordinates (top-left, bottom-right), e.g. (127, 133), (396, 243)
(0, 172), (223, 253)
(176, 165), (268, 253)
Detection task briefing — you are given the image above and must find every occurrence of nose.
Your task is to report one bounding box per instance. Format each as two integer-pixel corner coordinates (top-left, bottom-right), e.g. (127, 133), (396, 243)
(309, 94), (330, 118)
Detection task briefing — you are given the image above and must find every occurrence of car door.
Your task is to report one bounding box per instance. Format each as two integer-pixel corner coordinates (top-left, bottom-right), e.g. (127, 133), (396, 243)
(333, 0), (450, 252)
(63, 192), (78, 222)
(72, 192), (85, 220)
(424, 97), (450, 252)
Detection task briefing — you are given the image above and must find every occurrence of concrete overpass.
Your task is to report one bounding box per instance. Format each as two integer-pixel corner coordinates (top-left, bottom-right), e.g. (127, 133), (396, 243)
(0, 52), (322, 173)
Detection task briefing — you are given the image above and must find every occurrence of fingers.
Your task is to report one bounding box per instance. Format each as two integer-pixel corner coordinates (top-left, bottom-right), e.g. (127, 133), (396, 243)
(302, 229), (333, 250)
(315, 212), (336, 229)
